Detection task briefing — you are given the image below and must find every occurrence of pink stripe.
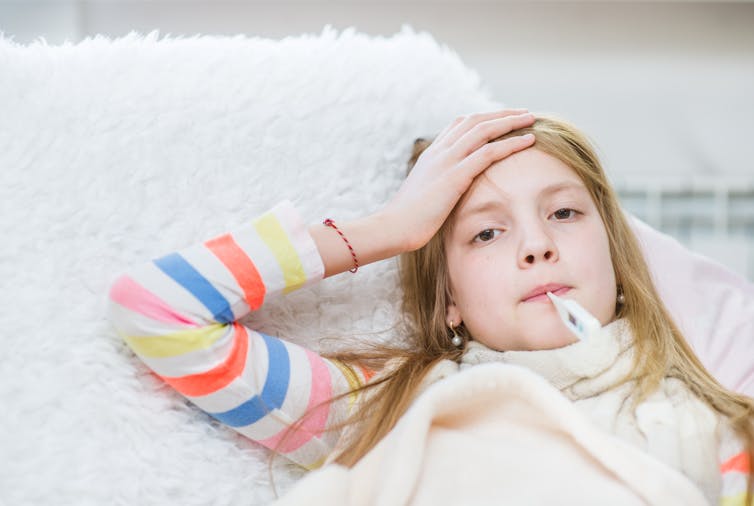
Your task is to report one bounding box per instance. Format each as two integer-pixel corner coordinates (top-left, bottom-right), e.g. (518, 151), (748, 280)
(259, 350), (333, 453)
(109, 274), (198, 327)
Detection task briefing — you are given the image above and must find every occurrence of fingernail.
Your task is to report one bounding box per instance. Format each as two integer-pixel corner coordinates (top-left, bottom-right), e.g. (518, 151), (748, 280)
(522, 133), (535, 140)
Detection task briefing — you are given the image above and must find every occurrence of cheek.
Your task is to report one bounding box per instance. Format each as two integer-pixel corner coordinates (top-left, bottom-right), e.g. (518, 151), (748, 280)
(448, 252), (506, 312)
(578, 225), (617, 321)
(572, 219), (613, 273)
(449, 256), (484, 302)
(457, 256), (516, 324)
(595, 227), (616, 283)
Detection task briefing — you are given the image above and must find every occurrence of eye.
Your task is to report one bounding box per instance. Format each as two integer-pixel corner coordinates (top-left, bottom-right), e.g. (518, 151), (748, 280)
(551, 208), (579, 221)
(473, 229), (502, 243)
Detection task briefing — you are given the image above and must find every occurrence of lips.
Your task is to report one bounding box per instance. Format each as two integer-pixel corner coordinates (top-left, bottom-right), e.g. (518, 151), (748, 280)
(521, 283), (571, 303)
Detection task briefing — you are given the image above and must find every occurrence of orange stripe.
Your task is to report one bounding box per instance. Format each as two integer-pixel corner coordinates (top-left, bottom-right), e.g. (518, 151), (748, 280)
(359, 365), (375, 383)
(159, 322), (249, 397)
(721, 451), (751, 474)
(206, 233), (266, 311)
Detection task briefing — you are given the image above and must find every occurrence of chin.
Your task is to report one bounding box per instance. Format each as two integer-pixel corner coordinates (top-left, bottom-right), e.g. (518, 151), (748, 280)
(527, 321), (578, 350)
(478, 319), (578, 351)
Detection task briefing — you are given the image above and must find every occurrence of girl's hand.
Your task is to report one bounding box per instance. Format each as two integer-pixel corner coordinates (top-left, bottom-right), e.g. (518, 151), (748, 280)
(381, 109), (536, 252)
(309, 109), (535, 278)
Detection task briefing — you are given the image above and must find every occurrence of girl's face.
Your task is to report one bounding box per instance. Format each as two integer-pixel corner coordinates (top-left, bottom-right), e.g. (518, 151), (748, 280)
(444, 148), (617, 351)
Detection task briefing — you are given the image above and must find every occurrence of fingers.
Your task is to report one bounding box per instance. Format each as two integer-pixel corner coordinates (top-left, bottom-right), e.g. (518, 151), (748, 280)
(451, 112), (536, 159)
(431, 118), (464, 148)
(457, 133), (536, 180)
(436, 108), (529, 148)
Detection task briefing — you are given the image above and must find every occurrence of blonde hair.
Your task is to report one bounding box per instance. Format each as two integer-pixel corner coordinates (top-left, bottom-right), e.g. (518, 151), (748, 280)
(293, 115), (753, 500)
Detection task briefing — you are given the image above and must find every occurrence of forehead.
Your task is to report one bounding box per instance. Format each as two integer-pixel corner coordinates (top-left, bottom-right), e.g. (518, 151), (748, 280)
(457, 148), (584, 209)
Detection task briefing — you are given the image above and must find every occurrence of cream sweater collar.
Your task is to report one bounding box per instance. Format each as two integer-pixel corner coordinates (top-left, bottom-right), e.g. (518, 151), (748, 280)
(459, 318), (635, 399)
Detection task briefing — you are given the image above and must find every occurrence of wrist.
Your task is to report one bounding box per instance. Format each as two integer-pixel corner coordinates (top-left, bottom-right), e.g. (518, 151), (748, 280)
(367, 209), (411, 257)
(309, 210), (407, 278)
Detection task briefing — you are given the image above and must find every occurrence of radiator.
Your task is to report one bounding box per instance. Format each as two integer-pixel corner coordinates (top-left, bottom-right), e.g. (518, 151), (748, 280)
(613, 176), (754, 281)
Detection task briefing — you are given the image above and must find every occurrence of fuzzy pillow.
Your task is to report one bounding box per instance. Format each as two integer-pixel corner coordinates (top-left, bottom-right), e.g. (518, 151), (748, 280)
(1, 25), (751, 506)
(0, 26), (499, 505)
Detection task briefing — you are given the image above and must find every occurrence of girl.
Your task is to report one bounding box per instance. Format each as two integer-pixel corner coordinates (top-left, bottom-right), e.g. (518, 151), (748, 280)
(107, 110), (753, 504)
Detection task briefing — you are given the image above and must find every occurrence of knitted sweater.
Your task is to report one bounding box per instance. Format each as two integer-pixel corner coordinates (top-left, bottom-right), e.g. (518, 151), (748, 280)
(107, 200), (749, 504)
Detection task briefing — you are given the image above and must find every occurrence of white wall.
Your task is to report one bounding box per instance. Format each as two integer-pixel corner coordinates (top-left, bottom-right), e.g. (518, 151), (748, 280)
(3, 0), (754, 277)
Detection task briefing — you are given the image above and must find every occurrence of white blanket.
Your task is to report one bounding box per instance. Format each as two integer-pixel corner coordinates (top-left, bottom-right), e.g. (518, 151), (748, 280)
(274, 363), (708, 506)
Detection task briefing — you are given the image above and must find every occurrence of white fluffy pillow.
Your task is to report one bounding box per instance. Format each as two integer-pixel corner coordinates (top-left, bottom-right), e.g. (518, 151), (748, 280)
(0, 27), (498, 505)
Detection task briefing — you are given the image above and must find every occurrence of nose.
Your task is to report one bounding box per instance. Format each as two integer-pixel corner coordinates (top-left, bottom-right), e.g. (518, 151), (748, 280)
(517, 223), (559, 268)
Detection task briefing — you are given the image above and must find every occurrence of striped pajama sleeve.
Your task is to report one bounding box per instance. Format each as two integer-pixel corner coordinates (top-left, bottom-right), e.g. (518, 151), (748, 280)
(718, 423), (752, 505)
(106, 200), (369, 470)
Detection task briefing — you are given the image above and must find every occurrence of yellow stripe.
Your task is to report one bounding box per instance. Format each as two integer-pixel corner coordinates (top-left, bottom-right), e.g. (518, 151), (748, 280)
(305, 455), (328, 471)
(124, 323), (227, 358)
(331, 359), (362, 410)
(720, 492), (749, 506)
(253, 212), (307, 295)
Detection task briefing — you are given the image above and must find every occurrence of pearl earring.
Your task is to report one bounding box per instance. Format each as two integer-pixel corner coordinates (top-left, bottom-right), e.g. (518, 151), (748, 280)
(449, 321), (463, 348)
(617, 288), (626, 305)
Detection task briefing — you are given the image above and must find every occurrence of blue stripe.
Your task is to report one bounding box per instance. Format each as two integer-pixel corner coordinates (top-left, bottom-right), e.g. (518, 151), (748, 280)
(209, 332), (291, 427)
(154, 252), (235, 324)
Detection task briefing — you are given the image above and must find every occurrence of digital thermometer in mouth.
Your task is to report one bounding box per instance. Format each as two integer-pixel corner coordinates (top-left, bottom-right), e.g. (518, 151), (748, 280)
(546, 291), (601, 342)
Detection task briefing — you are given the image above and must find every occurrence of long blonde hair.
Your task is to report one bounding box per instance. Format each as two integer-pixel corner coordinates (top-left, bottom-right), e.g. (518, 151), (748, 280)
(300, 115), (753, 499)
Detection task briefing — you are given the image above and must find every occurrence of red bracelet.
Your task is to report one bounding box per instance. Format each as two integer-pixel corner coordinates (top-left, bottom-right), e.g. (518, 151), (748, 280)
(323, 218), (359, 273)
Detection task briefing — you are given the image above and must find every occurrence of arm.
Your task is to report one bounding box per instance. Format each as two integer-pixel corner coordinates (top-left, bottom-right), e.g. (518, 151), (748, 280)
(308, 211), (404, 278)
(107, 200), (371, 469)
(107, 108), (536, 468)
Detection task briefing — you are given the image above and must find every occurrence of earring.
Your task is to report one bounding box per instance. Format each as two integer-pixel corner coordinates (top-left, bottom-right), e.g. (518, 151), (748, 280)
(449, 321), (463, 348)
(617, 287), (626, 305)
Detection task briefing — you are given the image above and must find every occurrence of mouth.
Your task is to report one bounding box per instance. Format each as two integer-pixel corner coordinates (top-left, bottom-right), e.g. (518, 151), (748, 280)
(521, 284), (571, 303)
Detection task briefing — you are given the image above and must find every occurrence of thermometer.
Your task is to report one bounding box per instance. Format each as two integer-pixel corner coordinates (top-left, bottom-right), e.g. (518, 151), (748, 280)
(546, 291), (601, 342)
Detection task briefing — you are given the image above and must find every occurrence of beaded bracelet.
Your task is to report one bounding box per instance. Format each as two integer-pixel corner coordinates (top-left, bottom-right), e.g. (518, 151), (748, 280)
(323, 218), (359, 273)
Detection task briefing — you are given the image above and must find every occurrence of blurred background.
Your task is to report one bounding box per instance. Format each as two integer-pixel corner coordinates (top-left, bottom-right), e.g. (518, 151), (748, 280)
(2, 0), (753, 279)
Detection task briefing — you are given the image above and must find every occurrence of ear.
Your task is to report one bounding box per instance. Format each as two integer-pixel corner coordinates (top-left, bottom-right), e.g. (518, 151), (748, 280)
(446, 300), (462, 327)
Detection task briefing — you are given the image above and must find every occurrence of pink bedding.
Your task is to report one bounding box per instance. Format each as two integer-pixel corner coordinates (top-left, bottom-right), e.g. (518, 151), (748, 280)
(631, 215), (754, 397)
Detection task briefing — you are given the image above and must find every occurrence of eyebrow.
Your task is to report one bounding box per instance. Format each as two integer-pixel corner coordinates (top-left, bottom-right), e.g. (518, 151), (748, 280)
(455, 181), (588, 221)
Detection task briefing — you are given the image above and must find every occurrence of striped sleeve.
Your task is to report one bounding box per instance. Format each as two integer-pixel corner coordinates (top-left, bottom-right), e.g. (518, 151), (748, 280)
(106, 200), (370, 469)
(718, 423), (752, 505)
